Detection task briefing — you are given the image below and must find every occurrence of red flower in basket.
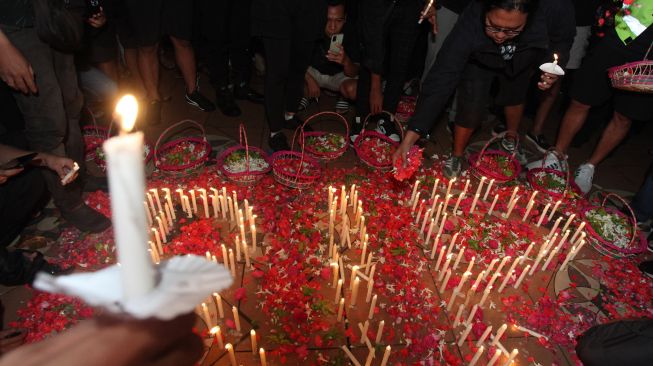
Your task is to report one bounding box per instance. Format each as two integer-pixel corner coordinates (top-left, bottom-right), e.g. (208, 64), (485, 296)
(358, 136), (394, 167)
(393, 146), (423, 181)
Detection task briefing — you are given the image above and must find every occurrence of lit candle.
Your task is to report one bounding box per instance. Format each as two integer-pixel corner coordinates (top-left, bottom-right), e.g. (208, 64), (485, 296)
(228, 249), (236, 277)
(479, 286), (492, 308)
(570, 222), (586, 244)
(530, 250), (547, 275)
(225, 343), (237, 366)
(457, 322), (473, 346)
(487, 349), (502, 366)
(436, 212), (448, 239)
(380, 346), (391, 366)
(488, 194), (499, 216)
(548, 200), (562, 221)
(474, 176), (486, 198)
(162, 188), (174, 219)
(562, 213), (576, 234)
(420, 209), (432, 232)
(542, 245), (560, 271)
(211, 326), (224, 349)
(440, 268), (452, 290)
(337, 297), (345, 321)
(468, 345), (485, 366)
(462, 179), (470, 194)
(483, 258), (499, 281)
(522, 242), (535, 263)
(522, 200), (535, 222)
(452, 245), (465, 270)
(438, 255), (453, 281)
(508, 186), (519, 207)
(431, 178), (440, 200)
(502, 349), (519, 366)
(413, 196), (423, 216)
(359, 320), (369, 344)
(498, 270), (515, 293)
(350, 265), (359, 290)
(213, 293), (224, 318)
(465, 304), (479, 325)
(331, 262), (339, 288)
(189, 189), (198, 214)
(232, 306), (241, 332)
(103, 95), (154, 300)
(496, 256), (512, 276)
(365, 278), (375, 303)
(368, 294), (377, 319)
(452, 192), (465, 216)
(425, 219), (436, 246)
(453, 304), (465, 328)
(335, 279), (343, 304)
(469, 193), (480, 215)
(259, 348), (267, 366)
(471, 270), (485, 290)
(200, 195), (210, 218)
(146, 193), (156, 219)
(410, 180), (420, 205)
(487, 272), (502, 290)
(201, 302), (212, 328)
(477, 325), (493, 346)
(156, 217), (166, 242)
(491, 324), (508, 346)
(144, 202), (153, 226)
(434, 245), (446, 270)
(483, 179), (495, 201)
(251, 224), (257, 252)
(351, 276), (361, 307)
(151, 228), (163, 254)
(446, 178), (456, 199)
(514, 265), (531, 288)
(164, 204), (173, 228)
(182, 196), (192, 218)
(376, 320), (385, 343)
(250, 330), (257, 354)
(327, 185), (334, 209)
(537, 203), (551, 226)
(443, 194), (453, 212)
(504, 196), (519, 218)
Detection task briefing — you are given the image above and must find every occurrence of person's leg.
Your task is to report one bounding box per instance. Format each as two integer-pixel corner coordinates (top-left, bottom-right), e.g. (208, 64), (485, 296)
(229, 0), (255, 89)
(169, 36), (197, 93)
(355, 66), (372, 118)
(586, 111), (631, 166)
(531, 81), (561, 135)
(284, 39), (315, 117)
(504, 104), (525, 134)
(632, 163), (653, 223)
(137, 44), (161, 101)
(340, 79), (358, 101)
(262, 38), (292, 133)
(96, 60), (119, 83)
(555, 99), (591, 155)
(0, 169), (46, 247)
(421, 6), (459, 82)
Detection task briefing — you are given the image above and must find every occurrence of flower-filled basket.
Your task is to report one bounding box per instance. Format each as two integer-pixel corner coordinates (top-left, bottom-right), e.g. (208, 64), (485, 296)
(608, 43), (653, 93)
(353, 111), (403, 171)
(581, 193), (646, 258)
(527, 149), (581, 199)
(300, 111), (349, 161)
(217, 124), (271, 185)
(271, 128), (321, 189)
(154, 120), (212, 177)
(82, 110), (113, 160)
(94, 140), (153, 171)
(468, 134), (521, 183)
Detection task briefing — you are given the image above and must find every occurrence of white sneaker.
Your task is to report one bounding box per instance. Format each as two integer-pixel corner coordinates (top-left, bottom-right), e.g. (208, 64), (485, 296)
(526, 152), (564, 171)
(574, 163), (595, 194)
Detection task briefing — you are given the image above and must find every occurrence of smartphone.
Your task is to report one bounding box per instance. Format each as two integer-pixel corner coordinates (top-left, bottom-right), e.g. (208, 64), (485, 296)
(0, 152), (38, 170)
(329, 34), (344, 54)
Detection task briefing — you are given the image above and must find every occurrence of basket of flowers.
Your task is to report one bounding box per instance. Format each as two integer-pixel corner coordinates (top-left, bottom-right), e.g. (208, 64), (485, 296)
(154, 120), (212, 177)
(468, 134), (521, 183)
(353, 111), (403, 171)
(608, 38), (653, 93)
(527, 149), (581, 199)
(217, 124), (271, 185)
(271, 128), (321, 189)
(580, 193), (646, 257)
(82, 110), (113, 161)
(300, 111), (349, 161)
(94, 141), (153, 171)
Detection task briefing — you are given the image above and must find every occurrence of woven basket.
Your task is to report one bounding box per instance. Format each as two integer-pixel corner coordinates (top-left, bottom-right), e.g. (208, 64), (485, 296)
(271, 128), (321, 189)
(353, 111), (403, 171)
(154, 120), (211, 177)
(300, 111), (349, 161)
(608, 42), (653, 93)
(580, 193), (646, 257)
(468, 134), (521, 183)
(526, 149), (581, 199)
(217, 124), (271, 185)
(82, 109), (113, 160)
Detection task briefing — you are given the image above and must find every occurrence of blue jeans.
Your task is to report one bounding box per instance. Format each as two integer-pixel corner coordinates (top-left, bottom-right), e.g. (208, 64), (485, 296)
(78, 67), (118, 110)
(632, 163), (653, 222)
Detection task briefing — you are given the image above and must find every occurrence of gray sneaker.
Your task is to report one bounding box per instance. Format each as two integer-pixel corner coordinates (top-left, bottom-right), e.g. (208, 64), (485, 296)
(443, 156), (463, 179)
(501, 137), (527, 165)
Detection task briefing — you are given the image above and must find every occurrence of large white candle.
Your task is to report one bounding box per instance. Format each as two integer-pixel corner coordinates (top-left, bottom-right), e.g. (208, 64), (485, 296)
(103, 95), (155, 300)
(469, 345), (485, 366)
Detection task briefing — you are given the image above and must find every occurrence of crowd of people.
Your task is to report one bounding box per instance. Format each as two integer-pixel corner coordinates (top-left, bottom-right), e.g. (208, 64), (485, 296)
(0, 0), (652, 363)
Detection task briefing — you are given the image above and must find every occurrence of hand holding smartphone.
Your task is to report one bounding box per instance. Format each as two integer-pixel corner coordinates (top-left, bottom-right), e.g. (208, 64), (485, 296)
(329, 34), (344, 55)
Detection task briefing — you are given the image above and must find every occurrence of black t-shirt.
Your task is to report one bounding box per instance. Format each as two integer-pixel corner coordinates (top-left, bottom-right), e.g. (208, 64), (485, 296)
(440, 0), (474, 15)
(0, 0), (33, 27)
(573, 0), (602, 27)
(310, 23), (360, 76)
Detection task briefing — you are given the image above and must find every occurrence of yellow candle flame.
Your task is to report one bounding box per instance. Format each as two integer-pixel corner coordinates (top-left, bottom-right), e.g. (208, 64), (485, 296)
(115, 95), (139, 133)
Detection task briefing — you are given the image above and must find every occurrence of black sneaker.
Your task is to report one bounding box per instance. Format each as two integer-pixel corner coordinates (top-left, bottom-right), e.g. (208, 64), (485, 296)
(375, 114), (401, 142)
(147, 99), (162, 126)
(526, 132), (551, 153)
(186, 89), (216, 112)
(443, 155), (463, 179)
(215, 87), (241, 117)
(234, 84), (264, 104)
(350, 116), (363, 145)
(297, 97), (312, 112)
(639, 260), (653, 278)
(491, 123), (507, 137)
(284, 115), (313, 131)
(269, 133), (290, 152)
(60, 204), (111, 233)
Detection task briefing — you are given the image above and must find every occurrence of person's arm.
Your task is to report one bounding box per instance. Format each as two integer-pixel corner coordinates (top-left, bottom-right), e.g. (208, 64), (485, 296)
(0, 29), (37, 94)
(0, 144), (78, 184)
(370, 72), (383, 114)
(545, 0), (576, 69)
(304, 71), (321, 98)
(326, 45), (359, 77)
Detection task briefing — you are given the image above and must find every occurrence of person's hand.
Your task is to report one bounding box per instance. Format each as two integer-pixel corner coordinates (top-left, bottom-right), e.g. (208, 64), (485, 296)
(0, 37), (37, 94)
(425, 6), (438, 34)
(392, 138), (414, 169)
(0, 167), (23, 184)
(370, 88), (383, 114)
(0, 313), (203, 366)
(537, 72), (559, 91)
(87, 7), (107, 28)
(305, 75), (321, 98)
(39, 153), (78, 185)
(326, 45), (348, 65)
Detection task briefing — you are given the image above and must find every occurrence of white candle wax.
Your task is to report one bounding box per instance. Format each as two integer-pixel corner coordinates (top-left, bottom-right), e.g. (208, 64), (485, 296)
(548, 200), (562, 221)
(213, 292), (224, 318)
(457, 323), (473, 346)
(514, 265), (531, 288)
(368, 294), (377, 319)
(483, 178), (495, 201)
(487, 349), (502, 366)
(226, 343), (237, 366)
(380, 346), (391, 366)
(488, 194), (499, 216)
(502, 349), (519, 366)
(103, 99), (154, 300)
(474, 177), (486, 198)
(537, 203), (551, 227)
(477, 325), (493, 346)
(468, 346), (485, 366)
(232, 306), (241, 332)
(491, 324), (508, 346)
(376, 320), (385, 343)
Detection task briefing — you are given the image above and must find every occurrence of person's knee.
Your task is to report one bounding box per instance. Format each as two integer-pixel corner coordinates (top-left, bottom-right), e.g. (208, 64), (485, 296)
(340, 81), (357, 100)
(612, 111), (632, 130)
(138, 45), (158, 56)
(569, 99), (591, 112)
(170, 37), (192, 50)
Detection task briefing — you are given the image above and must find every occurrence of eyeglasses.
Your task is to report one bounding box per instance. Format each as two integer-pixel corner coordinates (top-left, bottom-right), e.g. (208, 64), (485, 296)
(484, 24), (523, 36)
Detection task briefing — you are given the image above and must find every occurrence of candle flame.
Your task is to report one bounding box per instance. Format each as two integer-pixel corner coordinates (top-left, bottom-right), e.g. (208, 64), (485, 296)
(554, 53), (559, 62)
(209, 326), (219, 335)
(115, 95), (139, 133)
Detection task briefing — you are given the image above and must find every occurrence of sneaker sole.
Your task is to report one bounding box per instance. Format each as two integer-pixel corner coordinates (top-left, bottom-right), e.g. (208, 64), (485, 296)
(525, 134), (549, 154)
(185, 96), (213, 112)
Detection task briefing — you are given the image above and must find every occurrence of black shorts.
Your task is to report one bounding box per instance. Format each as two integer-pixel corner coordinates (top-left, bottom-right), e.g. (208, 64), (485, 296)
(86, 24), (118, 64)
(571, 27), (653, 122)
(455, 61), (535, 129)
(121, 0), (193, 48)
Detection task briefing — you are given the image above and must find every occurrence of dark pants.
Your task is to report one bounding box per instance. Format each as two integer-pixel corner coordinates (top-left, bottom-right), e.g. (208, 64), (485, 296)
(198, 0), (253, 88)
(576, 319), (653, 366)
(356, 1), (421, 117)
(0, 169), (46, 247)
(261, 37), (314, 132)
(1, 26), (85, 211)
(632, 163), (653, 222)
